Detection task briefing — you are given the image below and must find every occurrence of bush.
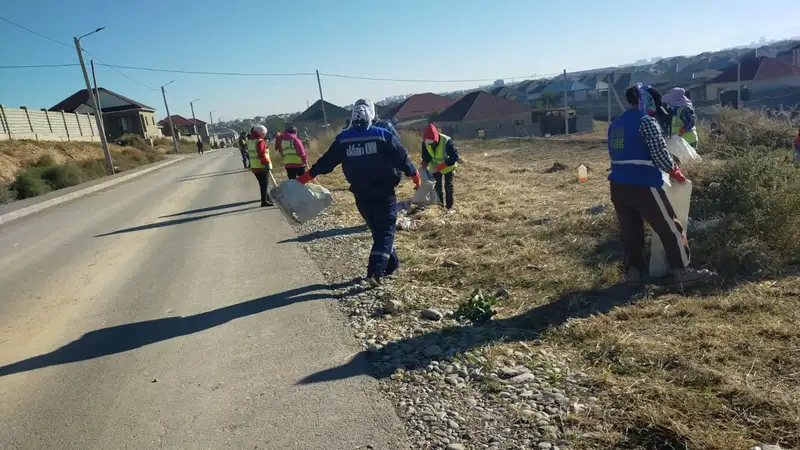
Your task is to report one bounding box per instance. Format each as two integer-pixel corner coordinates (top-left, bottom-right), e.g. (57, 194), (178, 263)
(152, 137), (172, 147)
(10, 168), (51, 199)
(32, 154), (56, 168)
(454, 289), (497, 323)
(0, 185), (16, 204)
(118, 133), (151, 151)
(40, 164), (87, 190)
(76, 159), (109, 179)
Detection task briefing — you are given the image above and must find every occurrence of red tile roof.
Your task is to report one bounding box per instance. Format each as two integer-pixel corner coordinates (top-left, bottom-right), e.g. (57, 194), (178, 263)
(158, 115), (194, 126)
(385, 93), (455, 121)
(709, 56), (800, 83)
(436, 91), (532, 122)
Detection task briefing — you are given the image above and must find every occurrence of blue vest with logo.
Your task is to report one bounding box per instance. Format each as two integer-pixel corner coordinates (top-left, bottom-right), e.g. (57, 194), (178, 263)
(336, 125), (403, 195)
(607, 109), (664, 188)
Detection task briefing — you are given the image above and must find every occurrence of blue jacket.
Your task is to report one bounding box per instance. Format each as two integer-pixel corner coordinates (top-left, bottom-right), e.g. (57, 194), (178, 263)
(374, 119), (400, 140)
(421, 137), (459, 167)
(607, 108), (664, 187)
(309, 125), (417, 197)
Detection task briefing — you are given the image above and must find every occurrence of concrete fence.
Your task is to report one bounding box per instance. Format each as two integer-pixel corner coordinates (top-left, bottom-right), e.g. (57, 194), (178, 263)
(0, 105), (100, 142)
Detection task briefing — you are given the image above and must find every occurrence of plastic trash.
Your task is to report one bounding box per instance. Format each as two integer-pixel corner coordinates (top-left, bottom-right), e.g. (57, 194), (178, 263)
(666, 135), (702, 166)
(649, 179), (692, 278)
(411, 170), (440, 206)
(577, 164), (588, 183)
(270, 179), (332, 223)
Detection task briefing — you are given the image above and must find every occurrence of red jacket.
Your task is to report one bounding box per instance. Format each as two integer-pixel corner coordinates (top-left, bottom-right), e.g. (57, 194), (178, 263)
(275, 133), (307, 168)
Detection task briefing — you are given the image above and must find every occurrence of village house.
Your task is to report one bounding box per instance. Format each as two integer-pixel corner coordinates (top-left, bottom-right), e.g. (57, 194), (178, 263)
(49, 88), (159, 141)
(291, 100), (350, 136)
(158, 115), (210, 143)
(704, 56), (800, 102)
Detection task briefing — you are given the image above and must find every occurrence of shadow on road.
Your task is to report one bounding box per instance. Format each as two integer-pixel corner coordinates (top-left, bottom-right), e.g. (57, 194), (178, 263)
(0, 281), (357, 378)
(298, 283), (647, 385)
(159, 200), (259, 218)
(279, 224), (367, 244)
(176, 169), (248, 182)
(95, 206), (261, 237)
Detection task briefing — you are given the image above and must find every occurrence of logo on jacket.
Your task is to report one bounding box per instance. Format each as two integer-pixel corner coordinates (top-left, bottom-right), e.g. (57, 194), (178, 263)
(346, 141), (378, 157)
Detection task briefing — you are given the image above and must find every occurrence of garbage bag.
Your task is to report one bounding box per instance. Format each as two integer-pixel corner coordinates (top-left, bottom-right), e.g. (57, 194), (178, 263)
(666, 135), (702, 166)
(270, 179), (332, 223)
(411, 170), (440, 206)
(649, 179), (692, 278)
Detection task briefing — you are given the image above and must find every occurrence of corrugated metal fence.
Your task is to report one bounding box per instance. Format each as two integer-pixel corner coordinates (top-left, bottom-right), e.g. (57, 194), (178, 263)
(0, 105), (100, 142)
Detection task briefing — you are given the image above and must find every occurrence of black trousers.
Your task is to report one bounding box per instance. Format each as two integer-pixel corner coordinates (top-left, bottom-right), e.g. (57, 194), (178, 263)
(285, 166), (306, 180)
(433, 172), (455, 209)
(252, 170), (270, 204)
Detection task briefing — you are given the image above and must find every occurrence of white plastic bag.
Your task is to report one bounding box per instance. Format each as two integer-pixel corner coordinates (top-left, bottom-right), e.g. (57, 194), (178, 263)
(411, 170), (440, 206)
(649, 179), (692, 278)
(666, 135), (702, 166)
(270, 179), (332, 223)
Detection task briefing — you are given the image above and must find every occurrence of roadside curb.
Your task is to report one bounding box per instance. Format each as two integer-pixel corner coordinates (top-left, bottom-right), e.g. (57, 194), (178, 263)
(0, 156), (186, 227)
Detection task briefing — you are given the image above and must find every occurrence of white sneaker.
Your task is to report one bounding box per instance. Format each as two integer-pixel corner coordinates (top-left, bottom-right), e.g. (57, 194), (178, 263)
(673, 268), (713, 287)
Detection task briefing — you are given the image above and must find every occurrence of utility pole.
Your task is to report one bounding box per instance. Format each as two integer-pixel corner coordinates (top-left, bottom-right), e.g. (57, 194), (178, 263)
(563, 69), (569, 135)
(90, 60), (103, 129)
(736, 60), (742, 108)
(161, 80), (179, 155)
(74, 33), (114, 175)
(190, 98), (200, 136)
(316, 69), (328, 128)
(607, 73), (612, 123)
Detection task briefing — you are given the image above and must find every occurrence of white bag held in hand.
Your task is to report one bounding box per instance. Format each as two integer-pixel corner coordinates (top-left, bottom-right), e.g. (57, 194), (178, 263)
(411, 169), (440, 206)
(270, 179), (332, 223)
(649, 179), (692, 278)
(666, 135), (702, 166)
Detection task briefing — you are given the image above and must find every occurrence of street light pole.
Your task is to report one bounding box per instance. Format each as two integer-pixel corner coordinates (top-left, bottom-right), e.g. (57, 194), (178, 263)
(73, 29), (114, 175)
(161, 80), (179, 155)
(190, 98), (199, 137)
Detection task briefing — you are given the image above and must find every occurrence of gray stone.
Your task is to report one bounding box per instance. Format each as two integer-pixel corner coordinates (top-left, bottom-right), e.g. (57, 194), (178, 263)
(752, 445), (784, 450)
(424, 345), (443, 357)
(537, 442), (553, 450)
(445, 376), (460, 385)
(509, 372), (536, 384)
(448, 419), (460, 429)
(446, 444), (466, 450)
(421, 308), (444, 321)
(383, 298), (402, 313)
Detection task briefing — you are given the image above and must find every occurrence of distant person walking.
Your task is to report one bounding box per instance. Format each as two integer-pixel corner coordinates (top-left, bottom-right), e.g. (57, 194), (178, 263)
(196, 138), (204, 154)
(275, 127), (308, 180)
(247, 125), (274, 207)
(421, 123), (460, 210)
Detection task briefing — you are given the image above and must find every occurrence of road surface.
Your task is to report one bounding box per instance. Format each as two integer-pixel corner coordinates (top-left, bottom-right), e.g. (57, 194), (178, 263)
(0, 149), (405, 449)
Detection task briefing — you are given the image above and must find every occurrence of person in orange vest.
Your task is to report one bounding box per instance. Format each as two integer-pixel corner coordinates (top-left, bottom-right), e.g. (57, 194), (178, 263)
(246, 125), (274, 207)
(421, 123), (460, 210)
(275, 127), (309, 179)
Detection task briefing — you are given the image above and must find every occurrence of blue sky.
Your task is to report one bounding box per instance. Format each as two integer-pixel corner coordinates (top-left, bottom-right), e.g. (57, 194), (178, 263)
(2, 0), (799, 121)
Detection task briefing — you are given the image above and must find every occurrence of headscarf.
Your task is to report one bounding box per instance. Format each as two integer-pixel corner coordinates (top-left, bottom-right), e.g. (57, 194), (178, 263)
(635, 83), (657, 116)
(662, 87), (692, 108)
(349, 98), (376, 130)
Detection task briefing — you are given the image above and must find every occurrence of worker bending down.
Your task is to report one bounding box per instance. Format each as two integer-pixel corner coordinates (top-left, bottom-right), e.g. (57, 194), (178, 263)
(298, 99), (420, 286)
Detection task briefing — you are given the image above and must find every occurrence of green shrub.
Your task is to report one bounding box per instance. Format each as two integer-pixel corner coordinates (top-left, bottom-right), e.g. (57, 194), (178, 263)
(454, 289), (497, 324)
(121, 147), (147, 163)
(0, 185), (16, 204)
(40, 164), (87, 190)
(10, 168), (51, 199)
(32, 154), (56, 168)
(76, 159), (109, 179)
(118, 133), (151, 151)
(152, 137), (172, 147)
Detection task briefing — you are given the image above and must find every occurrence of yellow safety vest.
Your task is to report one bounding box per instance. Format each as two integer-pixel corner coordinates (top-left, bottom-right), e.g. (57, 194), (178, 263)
(425, 133), (457, 174)
(280, 136), (303, 166)
(246, 138), (272, 170)
(671, 106), (698, 145)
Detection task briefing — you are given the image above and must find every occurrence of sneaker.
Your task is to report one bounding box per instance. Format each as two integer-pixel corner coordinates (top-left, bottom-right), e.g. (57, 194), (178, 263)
(625, 267), (642, 285)
(261, 201), (274, 207)
(363, 276), (381, 288)
(673, 268), (713, 287)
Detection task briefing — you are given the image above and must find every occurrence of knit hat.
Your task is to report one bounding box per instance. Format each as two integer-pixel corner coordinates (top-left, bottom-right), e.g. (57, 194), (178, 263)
(423, 123), (439, 142)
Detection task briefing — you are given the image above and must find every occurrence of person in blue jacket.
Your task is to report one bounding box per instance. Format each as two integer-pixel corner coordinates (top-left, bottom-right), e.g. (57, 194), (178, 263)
(298, 99), (421, 287)
(353, 98), (401, 140)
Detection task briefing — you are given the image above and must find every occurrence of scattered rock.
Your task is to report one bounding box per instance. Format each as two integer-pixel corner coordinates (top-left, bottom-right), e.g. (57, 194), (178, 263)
(446, 444), (466, 450)
(424, 345), (443, 357)
(751, 445), (784, 450)
(510, 372), (536, 384)
(421, 308), (444, 321)
(537, 442), (553, 450)
(585, 204), (607, 216)
(383, 298), (402, 314)
(151, 378), (158, 383)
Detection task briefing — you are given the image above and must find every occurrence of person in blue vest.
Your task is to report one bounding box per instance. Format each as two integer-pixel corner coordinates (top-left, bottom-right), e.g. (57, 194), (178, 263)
(352, 98), (401, 140)
(607, 84), (712, 287)
(297, 99), (421, 287)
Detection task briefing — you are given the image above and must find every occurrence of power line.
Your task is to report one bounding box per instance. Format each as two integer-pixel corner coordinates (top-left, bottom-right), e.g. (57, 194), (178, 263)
(97, 63), (316, 77)
(0, 63), (79, 69)
(318, 72), (562, 83)
(83, 49), (158, 91)
(0, 15), (72, 48)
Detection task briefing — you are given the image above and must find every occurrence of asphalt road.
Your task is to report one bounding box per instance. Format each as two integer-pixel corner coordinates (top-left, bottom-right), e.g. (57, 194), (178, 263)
(0, 149), (406, 449)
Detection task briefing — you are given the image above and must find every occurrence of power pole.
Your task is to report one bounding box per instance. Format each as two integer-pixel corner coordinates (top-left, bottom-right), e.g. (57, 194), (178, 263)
(607, 73), (612, 123)
(74, 36), (114, 175)
(190, 99), (199, 136)
(563, 69), (569, 135)
(160, 81), (179, 154)
(90, 60), (103, 129)
(736, 60), (742, 108)
(316, 69), (328, 128)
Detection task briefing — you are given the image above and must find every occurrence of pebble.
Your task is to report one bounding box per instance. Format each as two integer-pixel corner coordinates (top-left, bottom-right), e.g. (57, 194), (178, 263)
(421, 308), (444, 321)
(509, 372), (536, 384)
(383, 298), (402, 313)
(537, 442), (552, 450)
(446, 445), (466, 450)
